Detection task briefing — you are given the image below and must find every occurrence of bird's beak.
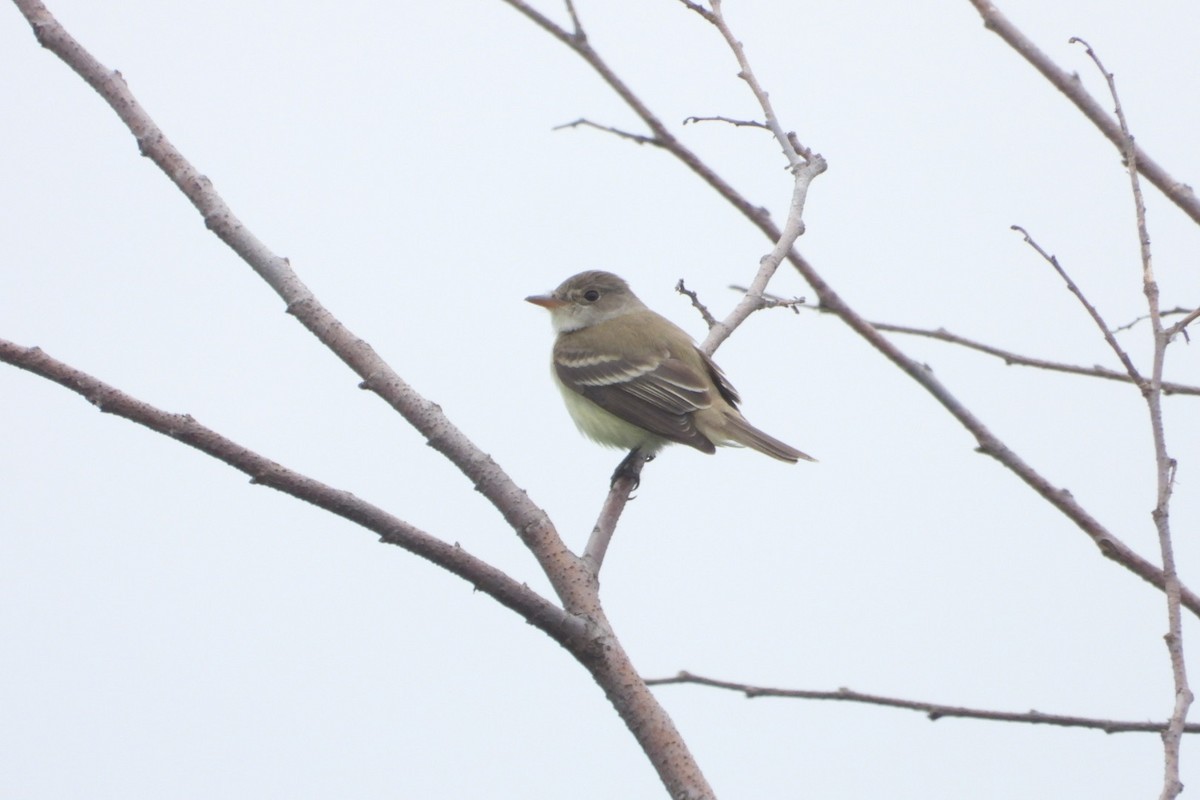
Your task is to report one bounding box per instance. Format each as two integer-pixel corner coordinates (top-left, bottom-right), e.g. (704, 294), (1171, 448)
(525, 293), (567, 309)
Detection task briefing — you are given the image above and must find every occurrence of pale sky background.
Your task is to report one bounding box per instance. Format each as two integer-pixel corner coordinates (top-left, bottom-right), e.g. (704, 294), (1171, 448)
(3, 1), (1200, 797)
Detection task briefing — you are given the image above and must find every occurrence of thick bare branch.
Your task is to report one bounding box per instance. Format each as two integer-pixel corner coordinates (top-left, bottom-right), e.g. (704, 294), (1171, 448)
(0, 339), (585, 646)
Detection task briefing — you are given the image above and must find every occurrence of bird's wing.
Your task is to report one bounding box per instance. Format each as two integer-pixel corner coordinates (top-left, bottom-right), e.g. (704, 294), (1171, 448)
(554, 344), (717, 452)
(696, 348), (741, 408)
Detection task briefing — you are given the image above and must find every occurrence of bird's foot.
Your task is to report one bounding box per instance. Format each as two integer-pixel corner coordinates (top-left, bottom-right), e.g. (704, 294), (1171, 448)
(610, 449), (653, 491)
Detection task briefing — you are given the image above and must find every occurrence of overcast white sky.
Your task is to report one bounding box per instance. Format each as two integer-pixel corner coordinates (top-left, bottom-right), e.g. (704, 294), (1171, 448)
(3, 1), (1200, 797)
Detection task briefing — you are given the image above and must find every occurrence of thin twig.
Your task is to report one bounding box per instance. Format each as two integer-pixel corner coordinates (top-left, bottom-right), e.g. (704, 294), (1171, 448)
(683, 114), (769, 129)
(875, 322), (1200, 396)
(646, 671), (1200, 735)
(1115, 307), (1195, 334)
(674, 0), (716, 24)
(563, 0), (584, 38)
(728, 285), (805, 313)
(676, 279), (719, 328)
(1011, 224), (1144, 384)
(552, 117), (661, 146)
(707, 0), (809, 169)
(740, 288), (1200, 395)
(1164, 307), (1200, 341)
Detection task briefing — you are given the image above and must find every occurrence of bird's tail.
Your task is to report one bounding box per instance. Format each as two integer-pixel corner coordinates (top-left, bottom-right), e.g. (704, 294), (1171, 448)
(721, 412), (816, 464)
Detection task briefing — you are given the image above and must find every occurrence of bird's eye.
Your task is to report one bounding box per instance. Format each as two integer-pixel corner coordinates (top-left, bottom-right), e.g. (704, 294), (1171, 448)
(583, 289), (601, 302)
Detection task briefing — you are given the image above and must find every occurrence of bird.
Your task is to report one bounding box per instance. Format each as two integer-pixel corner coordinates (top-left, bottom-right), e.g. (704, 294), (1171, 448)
(526, 270), (814, 480)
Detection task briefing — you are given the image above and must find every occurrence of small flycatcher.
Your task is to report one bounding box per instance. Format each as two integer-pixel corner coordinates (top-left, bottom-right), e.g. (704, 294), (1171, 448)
(526, 270), (814, 469)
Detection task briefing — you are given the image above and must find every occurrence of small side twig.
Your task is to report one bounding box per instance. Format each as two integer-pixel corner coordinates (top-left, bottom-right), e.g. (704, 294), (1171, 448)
(1165, 307), (1200, 341)
(563, 0), (584, 38)
(1114, 308), (1195, 334)
(1011, 224), (1143, 384)
(676, 279), (719, 328)
(645, 671), (1200, 735)
(751, 290), (1200, 396)
(728, 283), (805, 313)
(1161, 309), (1200, 343)
(876, 322), (1200, 397)
(683, 114), (769, 130)
(674, 0), (716, 24)
(552, 117), (662, 147)
(707, 0), (810, 169)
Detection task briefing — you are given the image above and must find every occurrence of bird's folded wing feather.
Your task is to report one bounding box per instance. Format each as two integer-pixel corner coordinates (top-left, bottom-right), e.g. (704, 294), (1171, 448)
(554, 346), (715, 449)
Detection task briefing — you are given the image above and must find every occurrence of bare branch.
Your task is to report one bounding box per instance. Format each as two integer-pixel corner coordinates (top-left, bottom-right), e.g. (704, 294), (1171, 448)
(1165, 307), (1200, 341)
(706, 0), (811, 167)
(1071, 37), (1192, 799)
(965, 0), (1200, 225)
(1011, 224), (1143, 384)
(875, 321), (1200, 396)
(0, 339), (585, 645)
(500, 0), (782, 260)
(753, 292), (1200, 395)
(683, 114), (768, 130)
(553, 117), (662, 146)
(583, 455), (647, 573)
(1115, 307), (1195, 334)
(676, 279), (719, 328)
(563, 0), (584, 38)
(646, 671), (1200, 735)
(673, 0), (716, 25)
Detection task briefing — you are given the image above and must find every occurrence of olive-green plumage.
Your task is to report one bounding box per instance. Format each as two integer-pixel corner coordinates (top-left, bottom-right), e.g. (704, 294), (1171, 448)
(527, 271), (814, 463)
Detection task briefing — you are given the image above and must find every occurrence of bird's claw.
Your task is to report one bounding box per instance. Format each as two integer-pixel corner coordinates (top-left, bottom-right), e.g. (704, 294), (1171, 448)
(610, 449), (653, 491)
